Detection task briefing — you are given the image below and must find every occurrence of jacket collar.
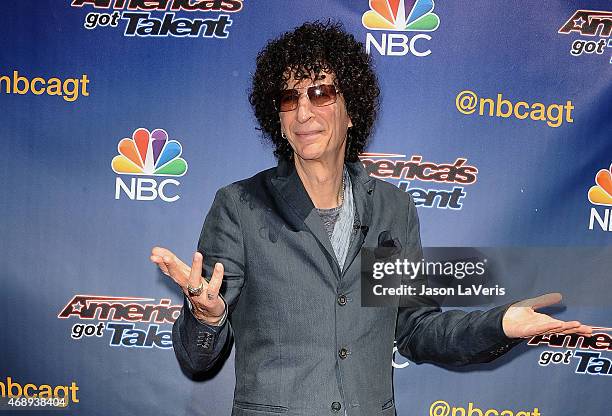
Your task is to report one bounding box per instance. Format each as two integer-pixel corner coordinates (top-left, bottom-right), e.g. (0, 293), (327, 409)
(269, 157), (375, 276)
(270, 157), (374, 220)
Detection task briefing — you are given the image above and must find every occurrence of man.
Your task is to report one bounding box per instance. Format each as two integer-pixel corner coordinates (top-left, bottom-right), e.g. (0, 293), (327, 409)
(151, 21), (591, 415)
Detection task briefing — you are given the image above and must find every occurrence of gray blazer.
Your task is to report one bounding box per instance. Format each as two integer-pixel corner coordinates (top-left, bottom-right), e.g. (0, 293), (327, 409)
(172, 159), (521, 416)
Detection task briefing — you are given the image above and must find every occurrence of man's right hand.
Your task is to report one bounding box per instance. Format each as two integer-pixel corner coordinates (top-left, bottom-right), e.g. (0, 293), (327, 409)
(150, 247), (226, 325)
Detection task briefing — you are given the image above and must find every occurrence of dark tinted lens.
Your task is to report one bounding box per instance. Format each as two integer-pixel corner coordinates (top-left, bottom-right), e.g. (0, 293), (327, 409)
(308, 84), (337, 107)
(278, 89), (299, 112)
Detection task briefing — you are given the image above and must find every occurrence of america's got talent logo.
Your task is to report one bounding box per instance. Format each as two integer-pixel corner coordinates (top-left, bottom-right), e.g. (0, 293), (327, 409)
(58, 295), (181, 349)
(70, 0), (242, 38)
(359, 152), (478, 210)
(558, 10), (612, 63)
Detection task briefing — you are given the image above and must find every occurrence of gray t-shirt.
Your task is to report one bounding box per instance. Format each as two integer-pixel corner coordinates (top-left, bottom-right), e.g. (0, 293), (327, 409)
(315, 167), (355, 272)
(317, 205), (342, 239)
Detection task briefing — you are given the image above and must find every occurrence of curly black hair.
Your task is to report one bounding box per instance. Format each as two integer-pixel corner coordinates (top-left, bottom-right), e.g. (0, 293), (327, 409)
(249, 20), (380, 162)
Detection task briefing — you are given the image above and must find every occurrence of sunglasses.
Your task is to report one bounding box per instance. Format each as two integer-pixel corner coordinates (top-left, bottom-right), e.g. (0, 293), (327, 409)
(276, 84), (338, 112)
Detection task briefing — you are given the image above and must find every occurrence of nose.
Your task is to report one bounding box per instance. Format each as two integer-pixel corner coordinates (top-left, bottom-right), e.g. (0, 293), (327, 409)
(295, 92), (314, 123)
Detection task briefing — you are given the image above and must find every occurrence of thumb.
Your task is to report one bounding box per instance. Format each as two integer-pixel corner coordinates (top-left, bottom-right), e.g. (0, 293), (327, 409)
(519, 292), (562, 310)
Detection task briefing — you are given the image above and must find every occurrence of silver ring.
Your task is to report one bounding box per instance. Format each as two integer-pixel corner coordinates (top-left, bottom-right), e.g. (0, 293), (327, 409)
(187, 280), (204, 297)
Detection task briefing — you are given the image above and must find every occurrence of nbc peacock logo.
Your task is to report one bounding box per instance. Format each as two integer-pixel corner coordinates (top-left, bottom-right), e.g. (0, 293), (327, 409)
(587, 163), (612, 232)
(362, 0), (441, 57)
(112, 128), (188, 203)
(362, 0), (440, 31)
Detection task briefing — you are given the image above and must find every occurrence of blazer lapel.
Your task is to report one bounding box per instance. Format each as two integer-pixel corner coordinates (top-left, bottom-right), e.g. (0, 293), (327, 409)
(341, 160), (375, 277)
(269, 159), (338, 272)
(268, 158), (376, 280)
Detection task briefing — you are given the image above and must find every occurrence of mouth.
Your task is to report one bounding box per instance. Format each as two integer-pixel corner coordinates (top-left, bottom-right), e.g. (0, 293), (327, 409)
(294, 130), (323, 140)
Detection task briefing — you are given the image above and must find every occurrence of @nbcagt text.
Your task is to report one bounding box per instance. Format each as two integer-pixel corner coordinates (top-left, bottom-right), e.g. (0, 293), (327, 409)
(0, 377), (78, 410)
(371, 259), (506, 297)
(455, 90), (574, 128)
(430, 400), (541, 416)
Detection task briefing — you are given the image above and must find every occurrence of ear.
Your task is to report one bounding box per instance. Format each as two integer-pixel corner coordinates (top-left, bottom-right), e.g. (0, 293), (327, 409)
(279, 116), (285, 134)
(348, 116), (353, 128)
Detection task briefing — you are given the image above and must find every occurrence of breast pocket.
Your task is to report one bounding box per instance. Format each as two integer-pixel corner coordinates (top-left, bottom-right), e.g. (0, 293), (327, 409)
(374, 230), (402, 259)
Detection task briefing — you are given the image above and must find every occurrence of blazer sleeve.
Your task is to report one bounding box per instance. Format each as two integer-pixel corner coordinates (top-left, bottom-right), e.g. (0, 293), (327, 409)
(172, 185), (245, 376)
(394, 194), (523, 366)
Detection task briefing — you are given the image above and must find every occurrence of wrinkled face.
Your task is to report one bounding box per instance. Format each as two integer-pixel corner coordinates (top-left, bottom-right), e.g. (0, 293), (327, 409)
(279, 71), (352, 163)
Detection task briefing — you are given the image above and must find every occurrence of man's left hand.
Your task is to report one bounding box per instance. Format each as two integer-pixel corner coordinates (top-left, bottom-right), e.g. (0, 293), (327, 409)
(502, 293), (592, 339)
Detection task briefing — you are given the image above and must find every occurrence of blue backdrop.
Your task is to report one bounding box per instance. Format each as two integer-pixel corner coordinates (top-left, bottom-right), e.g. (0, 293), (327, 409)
(1, 1), (611, 415)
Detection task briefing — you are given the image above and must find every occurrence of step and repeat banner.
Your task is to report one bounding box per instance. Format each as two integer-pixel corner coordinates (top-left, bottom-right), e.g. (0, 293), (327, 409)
(1, 0), (611, 415)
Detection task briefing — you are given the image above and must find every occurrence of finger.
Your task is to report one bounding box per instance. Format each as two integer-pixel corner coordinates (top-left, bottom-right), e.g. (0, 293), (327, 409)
(521, 293), (562, 310)
(152, 246), (172, 258)
(163, 255), (185, 284)
(173, 256), (191, 275)
(188, 252), (204, 289)
(150, 254), (168, 265)
(575, 325), (593, 336)
(555, 321), (583, 335)
(527, 321), (565, 336)
(542, 322), (579, 335)
(207, 263), (225, 300)
(150, 255), (170, 274)
(153, 247), (185, 272)
(557, 327), (581, 335)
